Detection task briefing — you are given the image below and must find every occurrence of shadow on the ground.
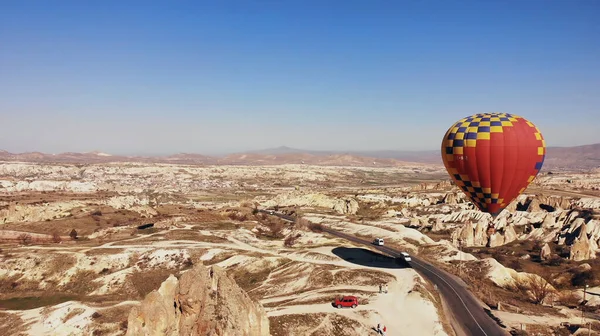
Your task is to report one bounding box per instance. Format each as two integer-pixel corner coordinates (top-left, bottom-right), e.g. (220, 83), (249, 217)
(483, 308), (507, 329)
(331, 247), (410, 269)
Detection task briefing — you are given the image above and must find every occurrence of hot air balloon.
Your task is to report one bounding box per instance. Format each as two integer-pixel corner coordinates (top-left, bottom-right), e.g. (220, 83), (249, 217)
(441, 112), (545, 218)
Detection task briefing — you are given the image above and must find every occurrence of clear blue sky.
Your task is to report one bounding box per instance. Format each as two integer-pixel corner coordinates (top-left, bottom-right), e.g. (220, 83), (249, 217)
(1, 0), (598, 155)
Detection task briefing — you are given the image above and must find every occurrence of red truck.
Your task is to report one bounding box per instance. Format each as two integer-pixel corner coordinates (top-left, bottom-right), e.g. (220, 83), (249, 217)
(334, 295), (358, 309)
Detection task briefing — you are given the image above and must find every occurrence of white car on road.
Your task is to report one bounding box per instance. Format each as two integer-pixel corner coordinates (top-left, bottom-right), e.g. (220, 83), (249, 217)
(373, 238), (384, 246)
(400, 251), (412, 262)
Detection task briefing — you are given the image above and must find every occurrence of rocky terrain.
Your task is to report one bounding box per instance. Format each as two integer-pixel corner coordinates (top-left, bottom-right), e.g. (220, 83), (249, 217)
(126, 263), (270, 336)
(1, 159), (599, 335)
(0, 161), (451, 336)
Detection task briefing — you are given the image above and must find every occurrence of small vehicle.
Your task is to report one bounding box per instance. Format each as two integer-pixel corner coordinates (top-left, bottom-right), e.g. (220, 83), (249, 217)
(268, 210), (274, 215)
(400, 251), (412, 262)
(334, 295), (358, 309)
(373, 238), (384, 246)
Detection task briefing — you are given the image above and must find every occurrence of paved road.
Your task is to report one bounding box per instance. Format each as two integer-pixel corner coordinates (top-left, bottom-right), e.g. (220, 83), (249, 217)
(324, 228), (508, 336)
(260, 210), (509, 336)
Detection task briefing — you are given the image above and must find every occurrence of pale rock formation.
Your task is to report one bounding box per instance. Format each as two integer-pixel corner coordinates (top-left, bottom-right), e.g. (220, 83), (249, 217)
(400, 208), (411, 218)
(494, 216), (508, 231)
(541, 213), (559, 229)
(488, 224), (517, 247)
(103, 195), (151, 209)
(586, 220), (600, 251)
(442, 210), (491, 224)
(474, 220), (489, 246)
(0, 201), (87, 224)
(488, 233), (504, 248)
(442, 193), (457, 205)
(527, 198), (542, 212)
(480, 258), (556, 293)
(452, 220), (489, 247)
(126, 264), (269, 336)
(262, 192), (359, 215)
(334, 198), (359, 214)
(576, 198), (600, 209)
(452, 221), (475, 247)
(505, 199), (518, 213)
(537, 195), (572, 210)
(154, 217), (187, 229)
(570, 225), (596, 261)
(127, 275), (180, 335)
(0, 180), (99, 193)
(540, 243), (552, 260)
(564, 211), (581, 227)
(432, 218), (447, 232)
(503, 224), (518, 244)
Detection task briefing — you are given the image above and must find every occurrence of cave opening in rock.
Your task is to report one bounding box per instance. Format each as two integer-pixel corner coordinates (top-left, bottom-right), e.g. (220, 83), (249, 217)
(516, 199), (532, 212)
(539, 204), (556, 212)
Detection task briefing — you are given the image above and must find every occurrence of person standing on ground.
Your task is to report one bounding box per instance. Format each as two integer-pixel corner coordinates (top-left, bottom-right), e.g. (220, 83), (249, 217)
(379, 284), (382, 293)
(376, 323), (381, 335)
(382, 325), (387, 335)
(384, 284), (388, 293)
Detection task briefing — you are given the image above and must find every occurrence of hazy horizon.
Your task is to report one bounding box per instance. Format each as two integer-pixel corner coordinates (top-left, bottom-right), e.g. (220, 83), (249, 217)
(2, 1), (599, 154)
(2, 141), (599, 158)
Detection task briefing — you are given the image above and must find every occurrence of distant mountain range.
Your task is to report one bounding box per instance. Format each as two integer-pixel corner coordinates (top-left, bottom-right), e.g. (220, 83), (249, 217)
(540, 143), (600, 171)
(246, 146), (441, 163)
(0, 149), (431, 168)
(0, 143), (598, 170)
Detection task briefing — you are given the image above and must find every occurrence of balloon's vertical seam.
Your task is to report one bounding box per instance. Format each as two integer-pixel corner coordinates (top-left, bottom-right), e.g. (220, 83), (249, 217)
(503, 114), (520, 213)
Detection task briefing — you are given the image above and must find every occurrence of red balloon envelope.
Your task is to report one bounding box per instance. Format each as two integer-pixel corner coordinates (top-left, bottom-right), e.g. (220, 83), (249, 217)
(441, 112), (545, 217)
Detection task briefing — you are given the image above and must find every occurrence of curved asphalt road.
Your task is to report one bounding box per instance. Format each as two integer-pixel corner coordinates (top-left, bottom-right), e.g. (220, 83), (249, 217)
(261, 210), (509, 336)
(324, 228), (508, 336)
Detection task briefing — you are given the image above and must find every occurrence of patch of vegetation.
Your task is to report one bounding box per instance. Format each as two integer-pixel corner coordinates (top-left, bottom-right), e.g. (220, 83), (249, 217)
(0, 312), (27, 336)
(230, 267), (272, 294)
(0, 275), (44, 293)
(306, 267), (335, 288)
(253, 216), (288, 240)
(85, 248), (126, 256)
(61, 271), (100, 295)
(227, 211), (249, 222)
(333, 269), (395, 287)
(283, 233), (301, 247)
(229, 259), (287, 297)
(349, 202), (387, 221)
(162, 230), (200, 240)
(327, 313), (364, 335)
(1, 206), (147, 236)
(269, 313), (327, 336)
(264, 261), (309, 288)
(308, 222), (324, 233)
(93, 304), (133, 326)
(0, 294), (78, 310)
(510, 274), (555, 305)
(127, 269), (175, 299)
(192, 222), (241, 231)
